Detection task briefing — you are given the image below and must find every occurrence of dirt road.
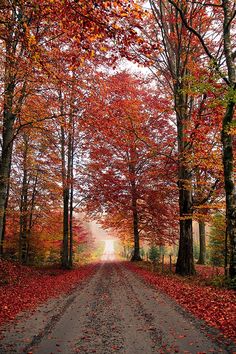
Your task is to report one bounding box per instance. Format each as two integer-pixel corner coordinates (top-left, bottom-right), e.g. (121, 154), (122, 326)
(0, 262), (235, 353)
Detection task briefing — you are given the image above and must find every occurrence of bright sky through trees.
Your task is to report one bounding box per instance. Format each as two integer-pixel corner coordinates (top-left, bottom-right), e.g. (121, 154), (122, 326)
(101, 239), (116, 261)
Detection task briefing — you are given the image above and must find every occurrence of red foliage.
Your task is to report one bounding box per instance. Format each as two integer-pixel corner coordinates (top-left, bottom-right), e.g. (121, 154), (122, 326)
(0, 259), (97, 327)
(195, 264), (224, 281)
(126, 262), (236, 343)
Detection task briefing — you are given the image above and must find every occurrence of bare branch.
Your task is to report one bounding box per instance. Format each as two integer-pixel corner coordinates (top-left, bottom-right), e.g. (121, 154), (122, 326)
(193, 178), (220, 207)
(9, 112), (69, 149)
(226, 9), (236, 29)
(167, 0), (230, 85)
(186, 0), (222, 7)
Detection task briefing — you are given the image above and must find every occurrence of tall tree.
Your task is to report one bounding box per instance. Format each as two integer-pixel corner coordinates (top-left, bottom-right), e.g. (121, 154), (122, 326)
(165, 0), (236, 278)
(0, 1), (35, 253)
(82, 72), (178, 259)
(147, 0), (207, 274)
(0, 0), (145, 256)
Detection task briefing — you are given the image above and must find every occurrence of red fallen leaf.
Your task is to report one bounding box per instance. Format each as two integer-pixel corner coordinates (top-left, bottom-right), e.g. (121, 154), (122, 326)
(0, 260), (98, 328)
(125, 262), (236, 344)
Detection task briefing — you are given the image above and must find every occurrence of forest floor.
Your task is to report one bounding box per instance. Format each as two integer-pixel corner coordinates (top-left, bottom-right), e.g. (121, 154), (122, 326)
(0, 261), (236, 354)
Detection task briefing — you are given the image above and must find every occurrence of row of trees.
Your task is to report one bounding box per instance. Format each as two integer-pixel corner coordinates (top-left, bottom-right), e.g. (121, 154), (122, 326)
(142, 0), (235, 278)
(0, 1), (235, 279)
(0, 0), (143, 267)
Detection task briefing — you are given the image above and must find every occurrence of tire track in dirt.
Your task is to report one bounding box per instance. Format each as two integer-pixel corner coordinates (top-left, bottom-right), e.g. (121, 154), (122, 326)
(0, 262), (233, 353)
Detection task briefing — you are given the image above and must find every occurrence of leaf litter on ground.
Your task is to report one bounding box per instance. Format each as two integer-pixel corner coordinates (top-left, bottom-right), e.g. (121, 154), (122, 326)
(125, 262), (236, 344)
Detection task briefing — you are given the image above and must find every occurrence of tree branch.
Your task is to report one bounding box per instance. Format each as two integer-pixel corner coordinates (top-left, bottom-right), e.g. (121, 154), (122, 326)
(186, 0), (222, 7)
(193, 178), (220, 207)
(167, 0), (230, 85)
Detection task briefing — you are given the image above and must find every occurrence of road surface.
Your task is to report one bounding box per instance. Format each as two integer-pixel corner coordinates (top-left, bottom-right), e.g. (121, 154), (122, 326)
(0, 262), (235, 353)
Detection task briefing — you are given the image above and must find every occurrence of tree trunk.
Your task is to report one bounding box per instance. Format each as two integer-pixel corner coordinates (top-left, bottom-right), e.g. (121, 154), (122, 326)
(0, 6), (21, 255)
(19, 137), (29, 264)
(129, 162), (141, 261)
(175, 86), (195, 275)
(62, 187), (69, 268)
(68, 121), (74, 269)
(197, 220), (206, 265)
(61, 122), (69, 269)
(68, 183), (73, 268)
(0, 107), (15, 255)
(222, 100), (236, 279)
(222, 0), (236, 279)
(28, 173), (38, 232)
(176, 177), (195, 275)
(131, 195), (141, 261)
(0, 151), (12, 255)
(224, 222), (228, 277)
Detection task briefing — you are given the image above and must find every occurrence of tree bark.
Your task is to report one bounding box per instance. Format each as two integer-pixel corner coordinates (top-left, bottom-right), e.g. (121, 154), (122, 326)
(59, 87), (76, 269)
(197, 220), (206, 265)
(69, 181), (73, 268)
(60, 122), (69, 269)
(222, 0), (236, 279)
(0, 149), (12, 255)
(0, 3), (27, 255)
(68, 117), (74, 269)
(0, 93), (15, 255)
(131, 192), (141, 261)
(129, 161), (142, 261)
(62, 186), (69, 268)
(222, 101), (236, 278)
(19, 136), (29, 264)
(176, 175), (194, 274)
(175, 86), (195, 275)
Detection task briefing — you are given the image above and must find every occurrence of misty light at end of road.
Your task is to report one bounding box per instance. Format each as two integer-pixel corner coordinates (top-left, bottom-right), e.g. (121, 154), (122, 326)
(101, 239), (115, 261)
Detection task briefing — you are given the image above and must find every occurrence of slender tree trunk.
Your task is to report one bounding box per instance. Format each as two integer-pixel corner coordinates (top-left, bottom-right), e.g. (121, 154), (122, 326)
(28, 173), (38, 232)
(62, 187), (69, 268)
(197, 220), (206, 265)
(129, 162), (141, 261)
(0, 101), (15, 256)
(176, 175), (194, 274)
(61, 123), (69, 269)
(26, 172), (38, 264)
(19, 137), (29, 264)
(0, 150), (12, 255)
(224, 223), (228, 277)
(68, 123), (74, 269)
(59, 88), (70, 269)
(69, 182), (73, 268)
(222, 101), (236, 279)
(131, 193), (141, 261)
(222, 0), (236, 279)
(175, 86), (195, 275)
(0, 6), (21, 255)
